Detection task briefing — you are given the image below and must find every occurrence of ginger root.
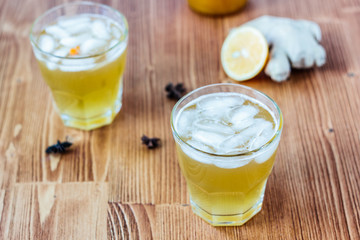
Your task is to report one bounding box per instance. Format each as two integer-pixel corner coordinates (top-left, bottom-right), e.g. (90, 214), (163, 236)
(244, 16), (326, 82)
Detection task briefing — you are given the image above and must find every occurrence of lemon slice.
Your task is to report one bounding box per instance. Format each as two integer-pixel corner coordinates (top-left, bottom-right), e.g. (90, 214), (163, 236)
(221, 26), (268, 81)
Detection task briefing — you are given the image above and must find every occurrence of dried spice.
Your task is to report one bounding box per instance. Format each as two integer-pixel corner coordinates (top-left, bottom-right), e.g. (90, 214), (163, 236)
(46, 140), (72, 154)
(165, 83), (186, 100)
(141, 135), (160, 149)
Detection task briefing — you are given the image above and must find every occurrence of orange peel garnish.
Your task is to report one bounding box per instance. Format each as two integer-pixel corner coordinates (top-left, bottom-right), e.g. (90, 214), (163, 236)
(69, 46), (80, 56)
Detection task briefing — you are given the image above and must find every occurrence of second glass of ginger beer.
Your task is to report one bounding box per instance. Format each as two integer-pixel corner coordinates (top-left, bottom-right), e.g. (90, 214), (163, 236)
(171, 83), (283, 226)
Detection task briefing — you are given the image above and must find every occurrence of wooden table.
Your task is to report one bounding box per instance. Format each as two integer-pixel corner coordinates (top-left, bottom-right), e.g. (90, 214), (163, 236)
(1, 0), (359, 239)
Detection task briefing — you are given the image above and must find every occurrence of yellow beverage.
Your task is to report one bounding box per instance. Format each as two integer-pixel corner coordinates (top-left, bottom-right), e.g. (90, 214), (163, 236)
(188, 0), (247, 15)
(171, 84), (283, 226)
(30, 2), (128, 130)
(176, 147), (277, 224)
(37, 47), (127, 130)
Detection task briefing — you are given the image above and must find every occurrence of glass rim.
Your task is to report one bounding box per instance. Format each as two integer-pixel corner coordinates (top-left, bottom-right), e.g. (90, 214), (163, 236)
(29, 1), (128, 60)
(170, 83), (283, 157)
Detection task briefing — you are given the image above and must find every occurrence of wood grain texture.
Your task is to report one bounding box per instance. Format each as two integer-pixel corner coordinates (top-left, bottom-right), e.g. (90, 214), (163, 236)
(0, 0), (359, 239)
(0, 183), (107, 240)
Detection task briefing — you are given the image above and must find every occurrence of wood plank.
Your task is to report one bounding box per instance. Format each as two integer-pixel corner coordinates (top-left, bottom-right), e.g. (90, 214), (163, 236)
(0, 183), (107, 240)
(108, 203), (156, 240)
(108, 202), (316, 240)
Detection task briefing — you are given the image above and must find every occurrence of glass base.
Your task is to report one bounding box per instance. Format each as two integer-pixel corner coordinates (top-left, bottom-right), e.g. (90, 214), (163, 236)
(59, 100), (122, 130)
(190, 195), (264, 226)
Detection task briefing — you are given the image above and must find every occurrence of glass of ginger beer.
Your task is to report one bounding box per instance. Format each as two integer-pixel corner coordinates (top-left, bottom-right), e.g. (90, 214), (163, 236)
(171, 83), (283, 226)
(30, 2), (128, 130)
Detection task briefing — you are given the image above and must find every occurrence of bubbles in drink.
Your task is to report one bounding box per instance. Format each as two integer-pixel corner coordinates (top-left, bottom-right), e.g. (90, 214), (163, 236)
(175, 92), (278, 158)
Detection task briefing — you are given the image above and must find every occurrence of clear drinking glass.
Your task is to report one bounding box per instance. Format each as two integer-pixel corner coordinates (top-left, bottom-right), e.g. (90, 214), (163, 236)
(171, 83), (283, 226)
(30, 2), (128, 130)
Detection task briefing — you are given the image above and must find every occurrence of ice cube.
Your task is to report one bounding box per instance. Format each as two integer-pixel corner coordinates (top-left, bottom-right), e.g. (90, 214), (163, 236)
(38, 35), (56, 52)
(180, 142), (214, 165)
(182, 138), (252, 168)
(46, 62), (58, 71)
(176, 109), (196, 138)
(105, 41), (126, 63)
(254, 137), (280, 163)
(228, 105), (259, 124)
(261, 123), (275, 139)
(197, 94), (243, 111)
(231, 118), (254, 132)
(249, 136), (268, 150)
(218, 119), (273, 153)
(66, 22), (90, 35)
(58, 16), (91, 28)
(198, 106), (228, 120)
(194, 119), (235, 135)
(80, 38), (107, 55)
(58, 65), (95, 72)
(197, 94), (244, 120)
(108, 44), (127, 64)
(61, 58), (95, 66)
(191, 130), (228, 150)
(213, 158), (251, 168)
(60, 34), (90, 48)
(109, 39), (119, 48)
(91, 20), (111, 40)
(219, 134), (250, 153)
(244, 119), (274, 150)
(111, 25), (122, 39)
(59, 58), (96, 72)
(240, 124), (265, 141)
(45, 25), (69, 39)
(48, 48), (67, 64)
(53, 47), (70, 58)
(186, 139), (216, 154)
(251, 119), (273, 135)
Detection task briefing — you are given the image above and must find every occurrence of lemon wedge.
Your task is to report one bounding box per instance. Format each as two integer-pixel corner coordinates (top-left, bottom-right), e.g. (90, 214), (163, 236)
(221, 26), (268, 81)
